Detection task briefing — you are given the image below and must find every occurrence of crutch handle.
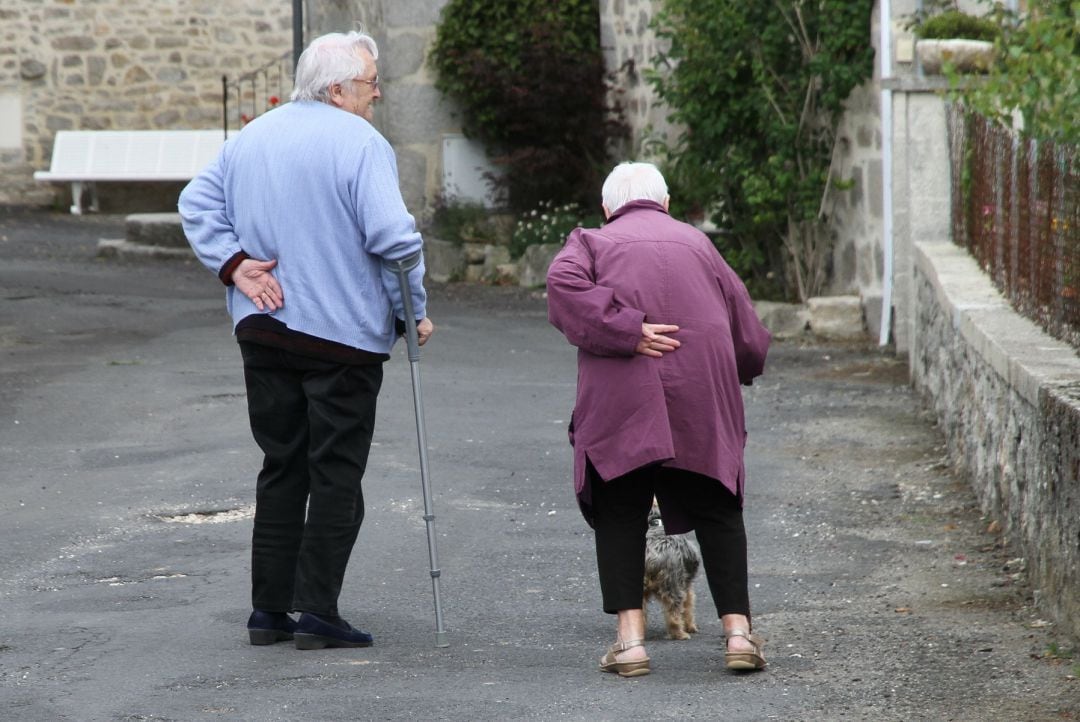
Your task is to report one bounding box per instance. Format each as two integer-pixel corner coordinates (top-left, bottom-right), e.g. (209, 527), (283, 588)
(386, 251), (423, 362)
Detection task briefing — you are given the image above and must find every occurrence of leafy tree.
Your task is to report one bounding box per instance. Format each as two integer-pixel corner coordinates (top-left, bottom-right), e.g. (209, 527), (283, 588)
(958, 0), (1079, 145)
(649, 1), (874, 300)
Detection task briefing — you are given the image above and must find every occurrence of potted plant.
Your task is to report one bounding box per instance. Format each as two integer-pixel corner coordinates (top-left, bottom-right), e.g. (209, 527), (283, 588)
(907, 1), (1002, 75)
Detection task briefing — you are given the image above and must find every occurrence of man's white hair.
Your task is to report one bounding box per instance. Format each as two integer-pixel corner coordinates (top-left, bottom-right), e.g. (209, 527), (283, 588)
(601, 162), (669, 214)
(290, 31), (379, 103)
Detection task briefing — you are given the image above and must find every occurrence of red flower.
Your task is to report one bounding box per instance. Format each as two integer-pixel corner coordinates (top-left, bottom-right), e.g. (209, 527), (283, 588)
(269, 95), (280, 106)
(240, 113), (253, 125)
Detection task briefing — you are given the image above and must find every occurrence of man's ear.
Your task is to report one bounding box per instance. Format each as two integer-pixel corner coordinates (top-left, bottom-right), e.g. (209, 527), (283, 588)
(602, 203), (611, 220)
(662, 195), (670, 212)
(327, 83), (346, 108)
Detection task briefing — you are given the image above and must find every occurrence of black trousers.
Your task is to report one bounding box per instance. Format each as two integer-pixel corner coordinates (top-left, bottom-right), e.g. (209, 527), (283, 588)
(240, 341), (382, 618)
(591, 463), (751, 621)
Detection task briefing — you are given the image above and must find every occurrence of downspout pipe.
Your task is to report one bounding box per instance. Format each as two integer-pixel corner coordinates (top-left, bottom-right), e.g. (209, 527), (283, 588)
(878, 0), (894, 346)
(292, 0), (303, 71)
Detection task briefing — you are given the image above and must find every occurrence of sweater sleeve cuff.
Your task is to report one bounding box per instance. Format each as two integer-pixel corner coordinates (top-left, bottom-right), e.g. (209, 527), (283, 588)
(218, 251), (250, 286)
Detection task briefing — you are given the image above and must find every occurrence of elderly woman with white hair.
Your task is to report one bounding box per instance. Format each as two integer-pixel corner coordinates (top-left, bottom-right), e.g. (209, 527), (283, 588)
(547, 162), (771, 677)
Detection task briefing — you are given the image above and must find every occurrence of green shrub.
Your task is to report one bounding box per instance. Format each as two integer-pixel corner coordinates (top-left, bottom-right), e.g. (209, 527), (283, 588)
(649, 1), (874, 301)
(429, 200), (499, 246)
(914, 10), (1001, 41)
(955, 0), (1079, 145)
(429, 0), (628, 213)
(509, 200), (603, 258)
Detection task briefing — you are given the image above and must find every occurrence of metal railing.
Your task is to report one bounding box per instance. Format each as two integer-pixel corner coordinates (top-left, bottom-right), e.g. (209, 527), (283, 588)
(948, 106), (1080, 349)
(222, 51), (294, 138)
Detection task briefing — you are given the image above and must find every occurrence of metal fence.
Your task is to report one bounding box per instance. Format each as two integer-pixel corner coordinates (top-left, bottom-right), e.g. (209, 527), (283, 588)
(948, 106), (1080, 349)
(222, 51), (294, 138)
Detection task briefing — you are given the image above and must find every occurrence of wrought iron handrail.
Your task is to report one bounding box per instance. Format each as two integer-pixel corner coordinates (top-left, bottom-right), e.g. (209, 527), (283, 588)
(222, 51), (294, 139)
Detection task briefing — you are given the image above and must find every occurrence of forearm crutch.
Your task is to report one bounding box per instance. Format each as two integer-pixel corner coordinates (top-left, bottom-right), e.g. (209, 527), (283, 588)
(387, 251), (449, 648)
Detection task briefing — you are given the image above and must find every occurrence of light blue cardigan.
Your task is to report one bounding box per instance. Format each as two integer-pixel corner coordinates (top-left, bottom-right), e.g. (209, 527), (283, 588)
(179, 100), (426, 355)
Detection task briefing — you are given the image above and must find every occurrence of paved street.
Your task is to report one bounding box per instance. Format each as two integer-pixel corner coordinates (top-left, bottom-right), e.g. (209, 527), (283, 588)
(0, 209), (1076, 721)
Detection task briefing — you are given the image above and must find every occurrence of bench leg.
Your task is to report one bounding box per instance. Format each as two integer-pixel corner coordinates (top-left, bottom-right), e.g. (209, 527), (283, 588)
(70, 182), (84, 215)
(68, 182), (100, 214)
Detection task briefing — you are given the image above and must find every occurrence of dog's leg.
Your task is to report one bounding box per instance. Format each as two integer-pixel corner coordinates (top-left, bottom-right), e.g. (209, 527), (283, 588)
(663, 592), (690, 640)
(683, 587), (698, 634)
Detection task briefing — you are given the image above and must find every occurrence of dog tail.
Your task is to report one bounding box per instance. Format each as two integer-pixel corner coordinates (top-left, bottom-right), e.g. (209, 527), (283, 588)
(684, 544), (701, 578)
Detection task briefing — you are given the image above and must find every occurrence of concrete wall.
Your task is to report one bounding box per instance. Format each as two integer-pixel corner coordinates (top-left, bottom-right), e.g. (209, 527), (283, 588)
(912, 241), (1080, 642)
(881, 0), (993, 349)
(0, 0), (293, 207)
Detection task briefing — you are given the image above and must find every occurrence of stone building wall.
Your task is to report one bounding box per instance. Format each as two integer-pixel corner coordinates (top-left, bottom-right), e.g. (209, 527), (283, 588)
(599, 0), (674, 159)
(0, 0), (294, 207)
(316, 0), (458, 220)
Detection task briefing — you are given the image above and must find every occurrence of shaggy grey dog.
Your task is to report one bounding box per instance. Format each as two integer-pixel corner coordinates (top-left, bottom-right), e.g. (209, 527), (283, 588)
(643, 506), (701, 639)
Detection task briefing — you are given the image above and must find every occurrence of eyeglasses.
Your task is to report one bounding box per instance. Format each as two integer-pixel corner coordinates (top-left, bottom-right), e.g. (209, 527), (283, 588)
(352, 75), (379, 92)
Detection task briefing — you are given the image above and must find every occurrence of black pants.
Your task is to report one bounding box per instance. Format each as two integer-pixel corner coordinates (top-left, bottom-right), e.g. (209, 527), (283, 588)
(240, 341), (382, 618)
(591, 463), (751, 621)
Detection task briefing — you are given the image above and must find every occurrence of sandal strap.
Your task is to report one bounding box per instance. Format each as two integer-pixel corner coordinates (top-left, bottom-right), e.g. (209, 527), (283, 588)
(610, 639), (645, 653)
(726, 629), (765, 652)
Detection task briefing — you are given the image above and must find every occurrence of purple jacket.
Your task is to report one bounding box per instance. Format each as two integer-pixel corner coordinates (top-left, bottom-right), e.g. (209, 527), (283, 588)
(546, 200), (770, 532)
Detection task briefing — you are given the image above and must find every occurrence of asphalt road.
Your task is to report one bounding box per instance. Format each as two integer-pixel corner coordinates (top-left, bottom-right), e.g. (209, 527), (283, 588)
(0, 209), (1076, 721)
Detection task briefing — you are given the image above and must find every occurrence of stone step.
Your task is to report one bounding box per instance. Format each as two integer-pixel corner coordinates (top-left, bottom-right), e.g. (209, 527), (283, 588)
(124, 212), (188, 248)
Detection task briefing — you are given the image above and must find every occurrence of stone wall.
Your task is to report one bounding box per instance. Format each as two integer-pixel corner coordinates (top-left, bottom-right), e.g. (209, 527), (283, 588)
(912, 241), (1080, 642)
(826, 81), (884, 308)
(599, 0), (674, 159)
(0, 0), (294, 208)
(323, 0), (458, 221)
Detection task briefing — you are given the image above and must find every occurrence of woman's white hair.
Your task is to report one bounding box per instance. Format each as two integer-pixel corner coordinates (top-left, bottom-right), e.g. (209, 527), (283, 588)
(601, 162), (669, 214)
(290, 31), (379, 103)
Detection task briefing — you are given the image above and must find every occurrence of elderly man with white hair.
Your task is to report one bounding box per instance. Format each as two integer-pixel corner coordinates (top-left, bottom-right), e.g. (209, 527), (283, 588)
(547, 161), (771, 677)
(180, 31), (433, 651)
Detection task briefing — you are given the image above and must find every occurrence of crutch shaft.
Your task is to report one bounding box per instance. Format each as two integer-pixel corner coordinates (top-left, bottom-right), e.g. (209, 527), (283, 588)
(391, 253), (449, 648)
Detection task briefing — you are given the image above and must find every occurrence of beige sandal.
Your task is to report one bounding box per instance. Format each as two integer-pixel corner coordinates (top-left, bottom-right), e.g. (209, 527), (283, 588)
(599, 638), (651, 678)
(725, 629), (766, 671)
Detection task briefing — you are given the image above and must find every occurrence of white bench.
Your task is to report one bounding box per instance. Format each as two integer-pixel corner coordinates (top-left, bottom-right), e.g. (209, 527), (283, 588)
(34, 129), (226, 214)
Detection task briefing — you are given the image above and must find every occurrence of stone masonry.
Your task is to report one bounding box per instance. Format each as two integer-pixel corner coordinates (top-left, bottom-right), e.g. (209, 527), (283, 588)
(599, 0), (674, 160)
(0, 0), (293, 207)
(913, 241), (1080, 642)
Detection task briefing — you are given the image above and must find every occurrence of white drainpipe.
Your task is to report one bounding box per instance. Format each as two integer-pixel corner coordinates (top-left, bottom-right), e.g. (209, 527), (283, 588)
(879, 0), (894, 346)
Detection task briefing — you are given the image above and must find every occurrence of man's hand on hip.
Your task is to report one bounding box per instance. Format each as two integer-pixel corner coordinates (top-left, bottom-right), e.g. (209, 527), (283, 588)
(233, 258), (283, 312)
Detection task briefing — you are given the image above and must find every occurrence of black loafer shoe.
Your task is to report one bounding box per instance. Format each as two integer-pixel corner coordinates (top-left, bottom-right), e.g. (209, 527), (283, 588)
(247, 610), (297, 645)
(294, 612), (374, 650)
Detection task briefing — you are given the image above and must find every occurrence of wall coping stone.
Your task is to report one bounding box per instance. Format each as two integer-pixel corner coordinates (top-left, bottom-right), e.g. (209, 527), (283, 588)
(914, 241), (1080, 406)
